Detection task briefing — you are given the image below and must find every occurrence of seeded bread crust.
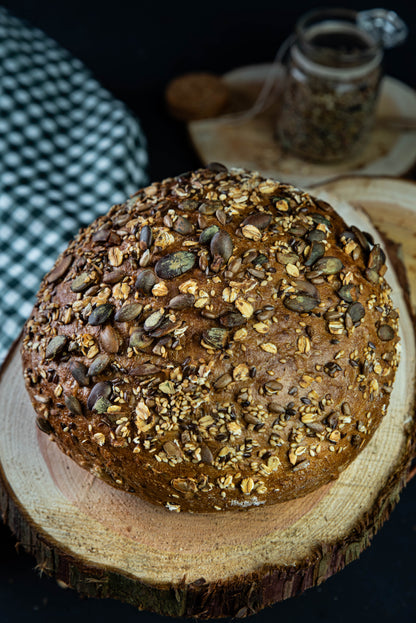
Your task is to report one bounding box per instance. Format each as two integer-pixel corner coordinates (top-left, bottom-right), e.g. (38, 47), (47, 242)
(22, 166), (400, 513)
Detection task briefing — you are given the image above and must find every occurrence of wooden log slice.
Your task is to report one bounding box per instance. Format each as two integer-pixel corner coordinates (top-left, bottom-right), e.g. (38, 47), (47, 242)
(0, 181), (415, 618)
(188, 64), (416, 188)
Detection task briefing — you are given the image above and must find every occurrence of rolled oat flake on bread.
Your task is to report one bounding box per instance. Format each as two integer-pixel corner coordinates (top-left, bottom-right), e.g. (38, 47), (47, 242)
(22, 165), (400, 513)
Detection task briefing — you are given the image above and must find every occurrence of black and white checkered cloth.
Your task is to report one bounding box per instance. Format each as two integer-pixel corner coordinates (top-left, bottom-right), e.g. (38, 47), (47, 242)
(0, 7), (149, 365)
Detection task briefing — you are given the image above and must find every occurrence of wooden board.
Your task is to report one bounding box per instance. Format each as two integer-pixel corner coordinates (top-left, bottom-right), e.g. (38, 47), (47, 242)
(0, 180), (415, 618)
(188, 64), (416, 188)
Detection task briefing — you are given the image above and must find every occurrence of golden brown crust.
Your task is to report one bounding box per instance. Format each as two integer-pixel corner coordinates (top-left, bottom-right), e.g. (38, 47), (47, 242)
(165, 72), (229, 121)
(21, 166), (400, 513)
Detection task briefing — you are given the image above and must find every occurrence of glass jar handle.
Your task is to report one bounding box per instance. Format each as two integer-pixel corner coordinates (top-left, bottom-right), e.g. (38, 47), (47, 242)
(357, 9), (408, 49)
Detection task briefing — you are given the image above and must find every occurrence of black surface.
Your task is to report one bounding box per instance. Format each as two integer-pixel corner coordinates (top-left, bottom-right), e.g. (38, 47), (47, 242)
(1, 1), (416, 621)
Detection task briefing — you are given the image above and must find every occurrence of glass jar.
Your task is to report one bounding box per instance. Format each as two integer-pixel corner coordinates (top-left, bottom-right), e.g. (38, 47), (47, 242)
(277, 8), (383, 162)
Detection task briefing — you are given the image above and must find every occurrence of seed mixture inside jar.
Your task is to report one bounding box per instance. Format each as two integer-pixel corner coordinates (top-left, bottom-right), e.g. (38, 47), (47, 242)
(277, 9), (383, 162)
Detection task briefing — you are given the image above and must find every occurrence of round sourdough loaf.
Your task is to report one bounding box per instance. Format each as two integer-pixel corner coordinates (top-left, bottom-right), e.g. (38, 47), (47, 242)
(22, 165), (400, 513)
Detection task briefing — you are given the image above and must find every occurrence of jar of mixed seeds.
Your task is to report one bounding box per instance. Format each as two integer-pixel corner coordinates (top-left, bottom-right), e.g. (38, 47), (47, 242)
(277, 8), (383, 162)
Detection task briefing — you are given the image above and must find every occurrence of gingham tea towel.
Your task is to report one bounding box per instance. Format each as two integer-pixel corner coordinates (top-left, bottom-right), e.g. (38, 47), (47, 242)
(0, 7), (148, 365)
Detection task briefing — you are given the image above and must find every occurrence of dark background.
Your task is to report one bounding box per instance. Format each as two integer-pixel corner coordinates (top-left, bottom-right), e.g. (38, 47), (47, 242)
(1, 1), (416, 621)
